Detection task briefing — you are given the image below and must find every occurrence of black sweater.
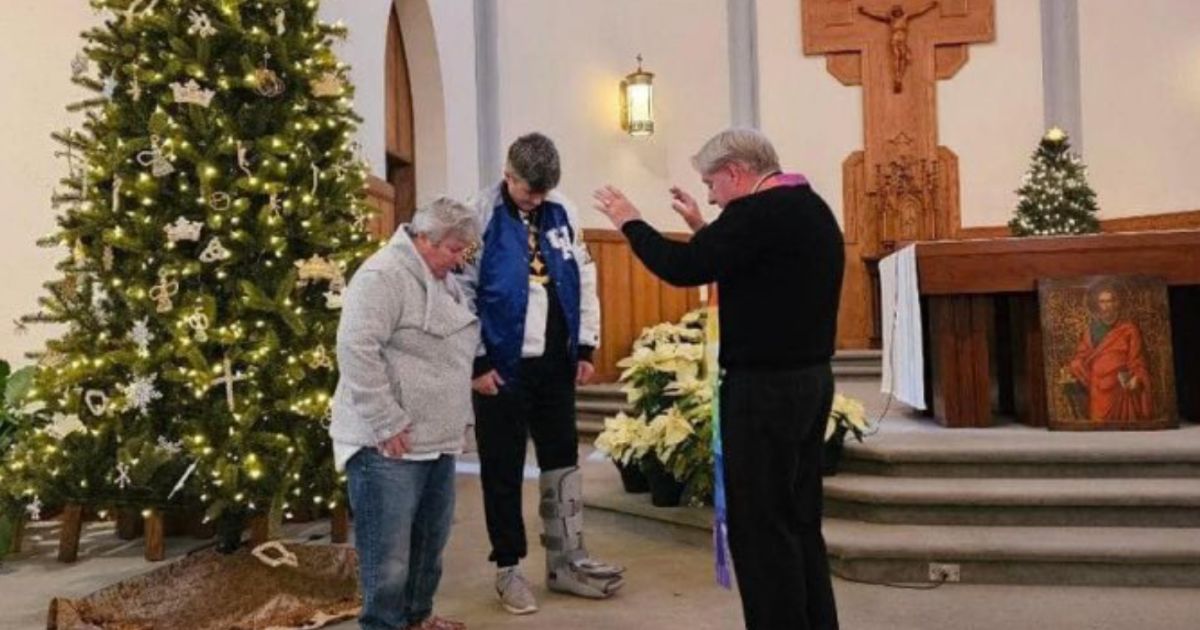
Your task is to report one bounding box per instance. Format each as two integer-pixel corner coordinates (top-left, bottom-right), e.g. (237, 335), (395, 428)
(622, 184), (845, 371)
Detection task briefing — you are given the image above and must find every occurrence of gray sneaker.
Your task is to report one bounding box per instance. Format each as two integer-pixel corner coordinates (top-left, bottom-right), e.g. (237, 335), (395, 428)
(495, 566), (539, 615)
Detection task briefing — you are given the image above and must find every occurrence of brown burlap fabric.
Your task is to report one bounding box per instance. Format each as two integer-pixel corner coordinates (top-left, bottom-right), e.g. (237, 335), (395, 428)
(47, 544), (360, 630)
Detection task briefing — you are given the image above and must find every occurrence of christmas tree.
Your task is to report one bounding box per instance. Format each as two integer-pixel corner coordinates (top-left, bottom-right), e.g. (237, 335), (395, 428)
(1009, 127), (1100, 237)
(3, 0), (376, 530)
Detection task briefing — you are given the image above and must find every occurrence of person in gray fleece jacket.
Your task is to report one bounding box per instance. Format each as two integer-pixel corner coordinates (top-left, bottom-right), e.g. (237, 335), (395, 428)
(330, 197), (480, 630)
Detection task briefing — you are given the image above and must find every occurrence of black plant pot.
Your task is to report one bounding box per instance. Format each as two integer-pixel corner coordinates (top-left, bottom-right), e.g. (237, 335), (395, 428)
(821, 424), (848, 477)
(615, 460), (650, 494)
(642, 457), (685, 507)
(214, 510), (247, 554)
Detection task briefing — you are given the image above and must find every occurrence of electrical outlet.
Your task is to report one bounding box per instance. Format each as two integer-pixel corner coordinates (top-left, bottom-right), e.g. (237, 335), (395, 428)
(928, 562), (961, 582)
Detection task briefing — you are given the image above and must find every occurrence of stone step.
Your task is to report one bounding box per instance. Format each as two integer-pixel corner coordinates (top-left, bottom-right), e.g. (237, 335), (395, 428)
(580, 455), (1200, 587)
(841, 429), (1200, 478)
(831, 364), (882, 378)
(825, 518), (1200, 587)
(575, 399), (628, 415)
(824, 475), (1200, 527)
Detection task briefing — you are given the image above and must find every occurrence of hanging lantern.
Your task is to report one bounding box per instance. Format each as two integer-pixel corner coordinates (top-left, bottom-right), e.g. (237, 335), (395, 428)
(620, 54), (654, 137)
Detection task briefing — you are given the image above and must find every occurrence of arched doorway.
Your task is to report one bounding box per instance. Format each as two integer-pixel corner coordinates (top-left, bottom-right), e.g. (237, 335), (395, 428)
(379, 3), (416, 236)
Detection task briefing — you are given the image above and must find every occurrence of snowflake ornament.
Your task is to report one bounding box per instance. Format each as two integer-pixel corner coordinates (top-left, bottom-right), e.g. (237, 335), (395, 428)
(187, 9), (218, 38)
(121, 374), (163, 416)
(130, 318), (154, 354)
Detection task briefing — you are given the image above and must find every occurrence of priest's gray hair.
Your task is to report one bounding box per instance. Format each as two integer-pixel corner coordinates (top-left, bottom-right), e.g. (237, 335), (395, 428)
(410, 196), (481, 244)
(691, 128), (782, 176)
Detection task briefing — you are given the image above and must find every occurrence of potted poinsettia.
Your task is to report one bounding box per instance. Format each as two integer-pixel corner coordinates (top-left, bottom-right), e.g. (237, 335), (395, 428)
(596, 310), (708, 498)
(645, 376), (714, 506)
(822, 393), (873, 476)
(593, 412), (654, 492)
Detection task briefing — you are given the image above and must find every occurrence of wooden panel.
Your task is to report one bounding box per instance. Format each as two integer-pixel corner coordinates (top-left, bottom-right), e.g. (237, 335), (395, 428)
(630, 262), (662, 339)
(659, 279), (690, 325)
(385, 7), (414, 162)
(917, 231), (1200, 295)
(1008, 294), (1048, 427)
(929, 296), (992, 427)
(1102, 210), (1200, 233)
(957, 209), (1200, 241)
(384, 6), (416, 229)
(365, 176), (397, 240)
(597, 241), (633, 383)
(1170, 287), (1200, 423)
(584, 229), (702, 383)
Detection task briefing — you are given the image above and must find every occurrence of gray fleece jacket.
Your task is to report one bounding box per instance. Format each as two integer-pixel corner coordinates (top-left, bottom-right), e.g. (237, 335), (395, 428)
(329, 226), (479, 470)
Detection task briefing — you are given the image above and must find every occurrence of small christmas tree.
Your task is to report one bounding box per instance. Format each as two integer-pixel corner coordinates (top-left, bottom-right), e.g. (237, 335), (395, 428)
(5, 0), (376, 531)
(1009, 127), (1100, 237)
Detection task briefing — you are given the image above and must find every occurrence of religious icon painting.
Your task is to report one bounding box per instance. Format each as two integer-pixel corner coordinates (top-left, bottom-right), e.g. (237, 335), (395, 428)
(1038, 275), (1177, 431)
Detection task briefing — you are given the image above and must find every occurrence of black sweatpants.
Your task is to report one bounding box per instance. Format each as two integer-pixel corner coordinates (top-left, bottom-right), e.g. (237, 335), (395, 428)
(473, 354), (578, 567)
(721, 364), (839, 630)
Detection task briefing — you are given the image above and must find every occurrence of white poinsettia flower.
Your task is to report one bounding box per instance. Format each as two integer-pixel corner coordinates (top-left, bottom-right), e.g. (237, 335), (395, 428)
(827, 393), (874, 441)
(616, 346), (653, 370)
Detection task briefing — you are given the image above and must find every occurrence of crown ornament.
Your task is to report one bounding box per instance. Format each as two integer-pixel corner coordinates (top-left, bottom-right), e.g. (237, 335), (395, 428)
(171, 79), (215, 107)
(164, 217), (203, 243)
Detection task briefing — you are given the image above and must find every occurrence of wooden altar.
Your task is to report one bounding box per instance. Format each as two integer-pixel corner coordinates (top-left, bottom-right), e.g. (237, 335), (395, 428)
(916, 231), (1200, 428)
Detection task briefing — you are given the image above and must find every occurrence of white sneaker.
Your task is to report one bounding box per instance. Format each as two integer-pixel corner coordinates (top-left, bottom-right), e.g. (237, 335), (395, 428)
(496, 566), (539, 615)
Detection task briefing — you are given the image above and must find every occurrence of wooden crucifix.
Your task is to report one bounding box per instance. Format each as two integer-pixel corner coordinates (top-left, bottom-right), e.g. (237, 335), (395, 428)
(802, 0), (994, 347)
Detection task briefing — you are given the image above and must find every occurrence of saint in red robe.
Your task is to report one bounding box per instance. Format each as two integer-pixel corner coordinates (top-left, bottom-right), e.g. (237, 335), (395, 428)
(1068, 320), (1153, 422)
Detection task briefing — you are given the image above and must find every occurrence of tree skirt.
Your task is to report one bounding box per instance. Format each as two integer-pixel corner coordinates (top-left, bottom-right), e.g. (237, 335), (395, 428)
(47, 544), (360, 630)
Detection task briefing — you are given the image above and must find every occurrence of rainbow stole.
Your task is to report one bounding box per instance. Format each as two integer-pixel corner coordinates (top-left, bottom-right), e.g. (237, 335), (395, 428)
(705, 286), (732, 589)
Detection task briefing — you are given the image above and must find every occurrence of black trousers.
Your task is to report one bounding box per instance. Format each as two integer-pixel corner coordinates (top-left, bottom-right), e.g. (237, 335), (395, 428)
(473, 354), (578, 567)
(721, 364), (839, 630)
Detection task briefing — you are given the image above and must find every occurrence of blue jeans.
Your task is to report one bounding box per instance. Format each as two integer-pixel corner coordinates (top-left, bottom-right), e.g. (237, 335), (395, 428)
(346, 449), (457, 630)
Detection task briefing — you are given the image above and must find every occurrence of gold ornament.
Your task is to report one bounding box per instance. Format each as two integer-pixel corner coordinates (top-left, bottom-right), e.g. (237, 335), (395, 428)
(310, 72), (345, 98)
(254, 54), (285, 98)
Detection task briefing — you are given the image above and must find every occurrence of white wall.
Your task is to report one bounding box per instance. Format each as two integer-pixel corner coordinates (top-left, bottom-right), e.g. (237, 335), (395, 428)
(494, 0), (731, 231)
(758, 0), (863, 225)
(1080, 1), (1200, 218)
(941, 0), (1044, 227)
(0, 3), (100, 362)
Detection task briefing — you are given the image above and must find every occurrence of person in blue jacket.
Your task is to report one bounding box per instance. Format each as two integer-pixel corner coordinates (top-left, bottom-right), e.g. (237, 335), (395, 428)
(458, 133), (624, 615)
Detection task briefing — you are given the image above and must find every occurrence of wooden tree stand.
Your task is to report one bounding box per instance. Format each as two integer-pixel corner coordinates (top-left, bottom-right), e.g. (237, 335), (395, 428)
(56, 503), (351, 563)
(58, 505), (211, 563)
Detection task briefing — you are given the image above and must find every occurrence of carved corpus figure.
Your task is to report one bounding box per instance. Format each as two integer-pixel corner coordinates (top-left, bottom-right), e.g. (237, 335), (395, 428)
(859, 2), (938, 93)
